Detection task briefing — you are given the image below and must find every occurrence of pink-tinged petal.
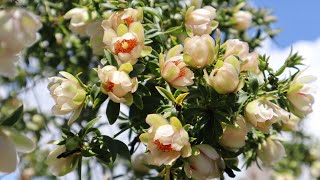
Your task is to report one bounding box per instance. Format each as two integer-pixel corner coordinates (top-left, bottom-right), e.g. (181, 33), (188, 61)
(108, 92), (126, 103)
(103, 28), (117, 47)
(162, 62), (180, 82)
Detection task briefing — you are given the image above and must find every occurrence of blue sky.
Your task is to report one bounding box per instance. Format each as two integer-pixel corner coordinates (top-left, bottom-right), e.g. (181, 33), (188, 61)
(252, 0), (320, 47)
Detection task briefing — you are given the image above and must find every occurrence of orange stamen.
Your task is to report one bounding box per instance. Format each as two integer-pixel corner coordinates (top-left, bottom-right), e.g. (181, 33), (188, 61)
(105, 81), (114, 92)
(123, 16), (134, 26)
(153, 139), (173, 152)
(114, 38), (138, 54)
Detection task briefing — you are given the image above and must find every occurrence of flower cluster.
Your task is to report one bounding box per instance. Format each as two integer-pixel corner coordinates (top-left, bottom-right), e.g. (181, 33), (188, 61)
(0, 0), (317, 179)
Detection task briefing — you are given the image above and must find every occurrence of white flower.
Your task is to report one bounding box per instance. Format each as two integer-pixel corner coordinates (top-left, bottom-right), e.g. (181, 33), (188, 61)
(245, 99), (290, 133)
(160, 45), (194, 91)
(0, 8), (42, 78)
(185, 6), (219, 36)
(86, 21), (105, 55)
(233, 11), (252, 31)
(0, 8), (42, 54)
(219, 116), (249, 150)
(204, 55), (241, 94)
(98, 64), (138, 105)
(183, 34), (215, 68)
(184, 144), (225, 179)
(48, 72), (87, 125)
(64, 8), (89, 36)
(281, 113), (300, 131)
(0, 127), (35, 173)
(139, 114), (192, 166)
(47, 145), (79, 176)
(287, 72), (316, 117)
(257, 138), (286, 166)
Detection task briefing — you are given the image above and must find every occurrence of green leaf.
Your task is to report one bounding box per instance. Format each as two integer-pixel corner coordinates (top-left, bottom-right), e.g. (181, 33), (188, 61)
(248, 77), (259, 94)
(102, 136), (130, 161)
(136, 84), (151, 96)
(156, 86), (175, 102)
(106, 100), (120, 125)
(78, 117), (100, 139)
(104, 49), (118, 68)
(133, 94), (143, 110)
(130, 64), (146, 77)
(0, 105), (23, 126)
(142, 7), (162, 20)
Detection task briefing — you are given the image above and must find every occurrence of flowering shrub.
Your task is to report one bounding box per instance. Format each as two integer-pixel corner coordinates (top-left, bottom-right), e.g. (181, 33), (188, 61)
(0, 0), (318, 179)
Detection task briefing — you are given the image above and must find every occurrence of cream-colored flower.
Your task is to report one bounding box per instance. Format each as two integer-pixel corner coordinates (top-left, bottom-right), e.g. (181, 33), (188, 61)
(204, 55), (240, 94)
(219, 116), (248, 150)
(223, 39), (249, 60)
(64, 8), (89, 36)
(0, 127), (35, 173)
(139, 114), (192, 166)
(257, 137), (285, 166)
(102, 21), (150, 65)
(98, 64), (138, 105)
(287, 72), (316, 117)
(183, 34), (215, 68)
(245, 99), (290, 133)
(86, 21), (105, 55)
(48, 72), (87, 125)
(240, 52), (260, 74)
(160, 45), (194, 91)
(0, 8), (42, 54)
(233, 11), (252, 31)
(47, 145), (79, 176)
(0, 8), (42, 78)
(184, 144), (225, 179)
(185, 6), (219, 36)
(105, 8), (143, 30)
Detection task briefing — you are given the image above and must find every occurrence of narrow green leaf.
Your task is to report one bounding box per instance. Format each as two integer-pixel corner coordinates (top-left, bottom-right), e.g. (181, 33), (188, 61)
(1, 105), (23, 126)
(78, 117), (100, 139)
(104, 49), (118, 68)
(156, 86), (175, 102)
(106, 100), (120, 125)
(136, 84), (151, 96)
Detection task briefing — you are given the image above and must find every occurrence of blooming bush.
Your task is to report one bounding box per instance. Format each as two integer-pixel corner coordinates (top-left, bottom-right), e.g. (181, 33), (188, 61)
(0, 0), (318, 179)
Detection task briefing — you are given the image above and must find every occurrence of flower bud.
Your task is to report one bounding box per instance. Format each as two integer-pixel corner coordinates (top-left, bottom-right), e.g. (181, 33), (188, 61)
(219, 116), (248, 150)
(185, 6), (218, 36)
(233, 11), (252, 31)
(282, 113), (300, 131)
(47, 146), (79, 176)
(245, 99), (290, 133)
(0, 127), (35, 173)
(139, 115), (192, 166)
(86, 21), (105, 55)
(240, 52), (260, 74)
(223, 39), (249, 60)
(132, 153), (149, 174)
(204, 55), (240, 94)
(98, 65), (138, 105)
(48, 72), (87, 125)
(160, 45), (194, 91)
(183, 34), (215, 68)
(64, 8), (89, 36)
(184, 144), (225, 179)
(257, 138), (286, 165)
(287, 72), (316, 117)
